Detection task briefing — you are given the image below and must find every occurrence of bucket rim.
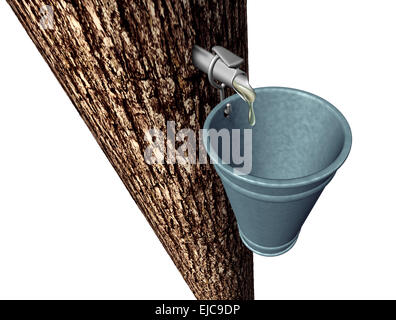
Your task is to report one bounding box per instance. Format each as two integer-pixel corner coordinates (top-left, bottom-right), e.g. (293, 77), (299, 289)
(203, 86), (352, 188)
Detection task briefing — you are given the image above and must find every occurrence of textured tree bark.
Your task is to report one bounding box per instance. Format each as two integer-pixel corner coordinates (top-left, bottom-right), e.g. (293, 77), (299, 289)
(7, 0), (253, 299)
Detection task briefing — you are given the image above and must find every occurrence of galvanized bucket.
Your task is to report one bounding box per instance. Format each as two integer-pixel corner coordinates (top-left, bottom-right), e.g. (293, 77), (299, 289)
(203, 87), (352, 256)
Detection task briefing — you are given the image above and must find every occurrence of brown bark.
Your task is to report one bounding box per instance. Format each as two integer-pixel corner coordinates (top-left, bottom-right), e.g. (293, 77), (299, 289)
(7, 0), (253, 299)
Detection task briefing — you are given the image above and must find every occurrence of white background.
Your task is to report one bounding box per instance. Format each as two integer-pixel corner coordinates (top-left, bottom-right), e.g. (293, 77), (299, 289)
(0, 0), (395, 299)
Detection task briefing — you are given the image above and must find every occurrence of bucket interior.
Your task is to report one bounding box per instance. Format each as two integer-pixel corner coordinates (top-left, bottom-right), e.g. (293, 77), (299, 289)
(207, 87), (350, 180)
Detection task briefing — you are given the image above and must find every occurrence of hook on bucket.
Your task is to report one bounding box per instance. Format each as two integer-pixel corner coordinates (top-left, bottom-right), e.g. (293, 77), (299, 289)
(208, 55), (226, 101)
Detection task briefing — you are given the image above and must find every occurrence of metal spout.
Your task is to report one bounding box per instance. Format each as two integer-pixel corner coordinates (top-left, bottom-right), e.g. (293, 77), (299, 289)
(232, 74), (256, 103)
(192, 45), (253, 100)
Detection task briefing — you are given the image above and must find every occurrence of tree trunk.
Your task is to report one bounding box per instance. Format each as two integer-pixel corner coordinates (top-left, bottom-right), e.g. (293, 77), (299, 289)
(7, 0), (253, 299)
